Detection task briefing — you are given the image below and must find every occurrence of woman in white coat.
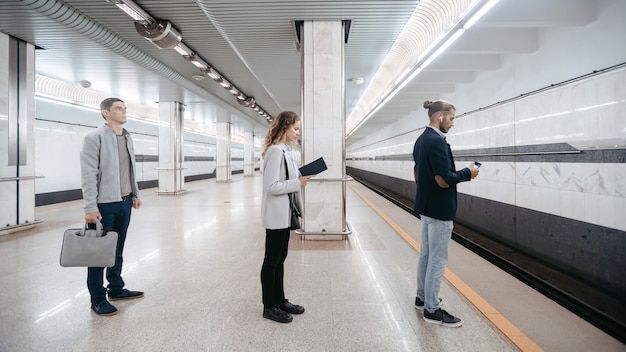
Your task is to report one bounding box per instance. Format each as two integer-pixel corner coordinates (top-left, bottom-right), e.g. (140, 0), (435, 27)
(260, 111), (313, 323)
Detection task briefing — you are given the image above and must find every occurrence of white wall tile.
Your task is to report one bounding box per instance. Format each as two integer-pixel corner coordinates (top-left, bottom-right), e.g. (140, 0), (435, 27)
(532, 186), (561, 216)
(616, 164), (626, 198)
(559, 189), (586, 220)
(583, 192), (615, 229)
(614, 196), (626, 231)
(515, 184), (533, 210)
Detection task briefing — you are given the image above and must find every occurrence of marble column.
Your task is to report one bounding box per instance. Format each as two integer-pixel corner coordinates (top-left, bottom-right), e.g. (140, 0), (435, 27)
(215, 106), (231, 182)
(300, 21), (349, 237)
(0, 34), (39, 235)
(243, 131), (255, 176)
(157, 101), (186, 194)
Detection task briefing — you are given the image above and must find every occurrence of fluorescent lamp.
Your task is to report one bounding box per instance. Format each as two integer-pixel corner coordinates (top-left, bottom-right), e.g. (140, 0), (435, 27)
(464, 0), (500, 29)
(416, 32), (445, 63)
(173, 43), (193, 57)
(205, 68), (221, 80)
(108, 0), (273, 123)
(394, 67), (423, 93)
(346, 0), (500, 138)
(108, 0), (153, 24)
(187, 55), (207, 69)
(191, 60), (207, 70)
(421, 28), (464, 69)
(117, 4), (146, 21)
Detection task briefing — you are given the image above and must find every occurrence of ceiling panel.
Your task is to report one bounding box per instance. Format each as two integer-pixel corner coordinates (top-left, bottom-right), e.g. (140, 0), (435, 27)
(0, 0), (600, 143)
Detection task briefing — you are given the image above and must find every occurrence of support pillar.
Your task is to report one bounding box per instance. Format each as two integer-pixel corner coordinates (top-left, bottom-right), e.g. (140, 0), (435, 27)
(243, 131), (254, 176)
(299, 21), (350, 237)
(215, 106), (231, 182)
(157, 101), (186, 194)
(0, 34), (39, 235)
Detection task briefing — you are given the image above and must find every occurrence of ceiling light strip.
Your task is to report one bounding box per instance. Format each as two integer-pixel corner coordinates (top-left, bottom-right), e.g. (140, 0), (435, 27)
(346, 0), (499, 137)
(107, 0), (153, 24)
(106, 0), (273, 122)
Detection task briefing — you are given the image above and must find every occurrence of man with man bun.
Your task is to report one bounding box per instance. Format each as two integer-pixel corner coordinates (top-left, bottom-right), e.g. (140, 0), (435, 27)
(412, 100), (479, 327)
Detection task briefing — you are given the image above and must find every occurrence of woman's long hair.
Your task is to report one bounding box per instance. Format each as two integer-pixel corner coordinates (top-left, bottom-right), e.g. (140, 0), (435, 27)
(262, 111), (300, 158)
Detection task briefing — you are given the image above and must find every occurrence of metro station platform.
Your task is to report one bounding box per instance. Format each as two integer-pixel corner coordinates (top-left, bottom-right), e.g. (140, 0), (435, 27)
(0, 174), (622, 351)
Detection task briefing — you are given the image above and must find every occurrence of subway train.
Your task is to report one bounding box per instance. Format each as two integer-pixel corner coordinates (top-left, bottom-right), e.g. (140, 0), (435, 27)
(33, 96), (261, 206)
(346, 64), (626, 306)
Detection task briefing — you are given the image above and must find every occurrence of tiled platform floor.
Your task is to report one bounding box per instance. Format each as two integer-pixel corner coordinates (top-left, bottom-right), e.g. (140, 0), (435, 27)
(0, 174), (622, 351)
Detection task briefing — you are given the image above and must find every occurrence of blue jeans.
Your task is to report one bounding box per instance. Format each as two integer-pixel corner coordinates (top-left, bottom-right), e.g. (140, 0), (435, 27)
(87, 198), (133, 304)
(416, 215), (453, 313)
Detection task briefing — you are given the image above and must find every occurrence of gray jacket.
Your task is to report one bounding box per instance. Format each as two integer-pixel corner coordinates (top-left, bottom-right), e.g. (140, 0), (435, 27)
(261, 144), (303, 230)
(80, 124), (140, 214)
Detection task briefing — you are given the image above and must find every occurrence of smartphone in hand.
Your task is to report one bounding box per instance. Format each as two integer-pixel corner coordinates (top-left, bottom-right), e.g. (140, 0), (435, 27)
(474, 161), (482, 169)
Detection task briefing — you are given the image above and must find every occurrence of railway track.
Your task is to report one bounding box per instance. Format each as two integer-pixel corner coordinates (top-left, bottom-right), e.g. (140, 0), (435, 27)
(350, 175), (626, 345)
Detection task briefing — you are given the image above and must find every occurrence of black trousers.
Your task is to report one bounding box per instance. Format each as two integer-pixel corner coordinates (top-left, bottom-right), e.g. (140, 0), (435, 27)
(261, 228), (290, 308)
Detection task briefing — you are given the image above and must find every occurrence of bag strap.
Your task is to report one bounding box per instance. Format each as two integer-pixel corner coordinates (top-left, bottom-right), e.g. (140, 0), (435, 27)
(283, 152), (293, 202)
(283, 152), (290, 180)
(283, 153), (300, 217)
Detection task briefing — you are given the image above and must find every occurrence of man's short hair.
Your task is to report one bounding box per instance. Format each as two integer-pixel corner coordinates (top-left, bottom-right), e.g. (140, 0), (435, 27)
(100, 97), (124, 120)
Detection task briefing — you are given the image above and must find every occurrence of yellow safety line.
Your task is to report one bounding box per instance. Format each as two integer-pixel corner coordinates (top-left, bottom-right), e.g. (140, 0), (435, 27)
(347, 182), (544, 352)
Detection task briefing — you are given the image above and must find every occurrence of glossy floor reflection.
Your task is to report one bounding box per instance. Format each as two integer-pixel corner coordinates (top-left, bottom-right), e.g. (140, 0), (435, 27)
(0, 174), (621, 352)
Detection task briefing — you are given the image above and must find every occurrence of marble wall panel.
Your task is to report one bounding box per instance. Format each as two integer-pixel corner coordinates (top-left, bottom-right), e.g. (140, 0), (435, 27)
(557, 163), (584, 192)
(0, 183), (18, 226)
(616, 166), (626, 197)
(0, 34), (8, 178)
(34, 121), (85, 193)
(559, 189), (587, 221)
(348, 69), (626, 231)
(303, 181), (344, 232)
(616, 196), (626, 230)
(18, 180), (36, 222)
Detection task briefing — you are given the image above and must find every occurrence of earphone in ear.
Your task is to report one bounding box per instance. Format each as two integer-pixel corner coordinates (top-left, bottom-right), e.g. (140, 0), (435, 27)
(439, 116), (443, 123)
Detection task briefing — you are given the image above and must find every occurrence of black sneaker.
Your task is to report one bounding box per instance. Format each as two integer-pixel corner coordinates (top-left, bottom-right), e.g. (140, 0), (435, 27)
(414, 297), (442, 309)
(423, 308), (462, 327)
(108, 289), (144, 301)
(91, 300), (119, 316)
(263, 307), (293, 323)
(280, 300), (305, 314)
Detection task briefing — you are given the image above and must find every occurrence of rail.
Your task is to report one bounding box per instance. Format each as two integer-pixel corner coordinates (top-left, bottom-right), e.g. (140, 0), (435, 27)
(349, 173), (626, 345)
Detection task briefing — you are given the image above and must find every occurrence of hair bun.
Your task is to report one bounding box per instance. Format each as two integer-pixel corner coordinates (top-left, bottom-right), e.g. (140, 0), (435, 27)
(423, 100), (433, 109)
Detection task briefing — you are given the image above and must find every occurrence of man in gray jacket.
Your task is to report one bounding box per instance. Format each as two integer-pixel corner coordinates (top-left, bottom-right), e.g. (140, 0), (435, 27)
(80, 97), (143, 316)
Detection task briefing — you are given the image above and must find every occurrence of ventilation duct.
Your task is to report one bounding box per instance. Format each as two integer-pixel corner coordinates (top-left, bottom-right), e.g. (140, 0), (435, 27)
(237, 96), (255, 108)
(135, 20), (182, 49)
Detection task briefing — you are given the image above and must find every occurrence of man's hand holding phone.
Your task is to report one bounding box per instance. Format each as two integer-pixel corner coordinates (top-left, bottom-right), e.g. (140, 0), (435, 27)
(469, 161), (480, 179)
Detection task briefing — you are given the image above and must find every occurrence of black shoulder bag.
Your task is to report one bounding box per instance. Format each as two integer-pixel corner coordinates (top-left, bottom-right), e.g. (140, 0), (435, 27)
(284, 154), (301, 230)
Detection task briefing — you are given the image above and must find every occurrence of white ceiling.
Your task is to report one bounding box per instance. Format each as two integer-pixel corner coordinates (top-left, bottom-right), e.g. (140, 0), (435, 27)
(0, 0), (597, 144)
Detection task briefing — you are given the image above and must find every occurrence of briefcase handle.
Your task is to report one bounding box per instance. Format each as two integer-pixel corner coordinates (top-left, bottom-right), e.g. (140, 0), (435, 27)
(81, 221), (114, 238)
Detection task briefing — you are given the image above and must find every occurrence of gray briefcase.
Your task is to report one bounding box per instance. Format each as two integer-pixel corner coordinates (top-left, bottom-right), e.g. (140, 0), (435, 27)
(60, 221), (118, 267)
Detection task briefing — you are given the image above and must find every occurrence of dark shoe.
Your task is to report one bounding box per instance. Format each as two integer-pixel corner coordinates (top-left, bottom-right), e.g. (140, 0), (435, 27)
(423, 308), (462, 327)
(91, 300), (119, 316)
(263, 307), (293, 323)
(108, 289), (144, 301)
(279, 299), (305, 314)
(414, 297), (442, 309)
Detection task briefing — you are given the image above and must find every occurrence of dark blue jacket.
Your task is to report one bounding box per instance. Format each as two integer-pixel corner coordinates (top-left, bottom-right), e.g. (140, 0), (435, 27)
(413, 127), (471, 220)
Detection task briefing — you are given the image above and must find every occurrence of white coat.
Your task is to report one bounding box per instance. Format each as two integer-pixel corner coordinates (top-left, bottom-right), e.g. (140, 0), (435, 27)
(261, 144), (303, 230)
